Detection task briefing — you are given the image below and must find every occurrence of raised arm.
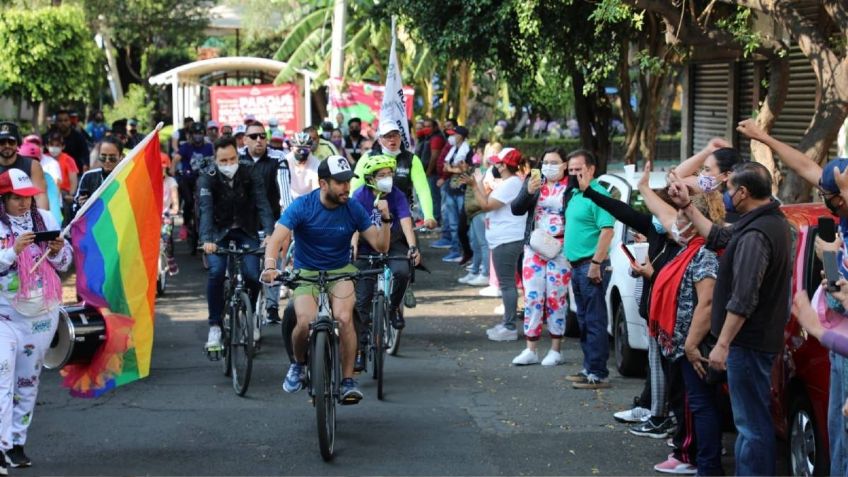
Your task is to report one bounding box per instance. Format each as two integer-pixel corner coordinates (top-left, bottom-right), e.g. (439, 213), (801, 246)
(737, 118), (822, 186)
(675, 137), (731, 179)
(511, 176), (539, 216)
(639, 162), (677, 233)
(576, 170), (652, 236)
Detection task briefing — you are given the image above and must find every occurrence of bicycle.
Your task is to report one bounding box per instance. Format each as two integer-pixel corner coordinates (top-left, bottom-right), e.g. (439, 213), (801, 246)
(356, 254), (413, 400)
(203, 241), (264, 396)
(157, 217), (173, 297)
(276, 268), (381, 461)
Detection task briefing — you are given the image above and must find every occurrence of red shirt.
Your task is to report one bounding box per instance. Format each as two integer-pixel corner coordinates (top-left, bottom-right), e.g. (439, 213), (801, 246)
(57, 152), (79, 192)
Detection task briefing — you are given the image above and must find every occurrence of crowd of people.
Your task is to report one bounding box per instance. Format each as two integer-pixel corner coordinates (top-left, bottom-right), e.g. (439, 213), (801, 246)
(3, 103), (848, 476)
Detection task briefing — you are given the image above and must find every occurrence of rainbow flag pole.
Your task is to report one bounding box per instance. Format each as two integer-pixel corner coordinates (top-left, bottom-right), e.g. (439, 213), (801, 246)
(60, 123), (165, 397)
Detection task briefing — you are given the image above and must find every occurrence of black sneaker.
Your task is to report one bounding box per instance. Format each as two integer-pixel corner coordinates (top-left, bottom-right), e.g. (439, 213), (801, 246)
(6, 445), (30, 468)
(629, 416), (675, 439)
(0, 453), (7, 476)
(354, 350), (367, 373)
(266, 307), (281, 324)
(389, 308), (405, 330)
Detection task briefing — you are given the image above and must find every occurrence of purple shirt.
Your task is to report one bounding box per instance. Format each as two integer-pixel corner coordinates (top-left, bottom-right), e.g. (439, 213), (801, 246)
(352, 185), (410, 254)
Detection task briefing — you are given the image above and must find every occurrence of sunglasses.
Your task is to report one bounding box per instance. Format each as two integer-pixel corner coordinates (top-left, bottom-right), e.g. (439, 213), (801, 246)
(100, 155), (120, 163)
(246, 133), (266, 141)
(0, 139), (17, 146)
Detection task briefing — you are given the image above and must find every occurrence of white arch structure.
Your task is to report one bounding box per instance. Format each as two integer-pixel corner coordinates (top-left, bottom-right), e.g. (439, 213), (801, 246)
(149, 56), (317, 128)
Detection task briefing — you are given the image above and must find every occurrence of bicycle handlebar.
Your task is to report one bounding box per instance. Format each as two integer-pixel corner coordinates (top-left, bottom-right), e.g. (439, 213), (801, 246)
(196, 245), (265, 256)
(357, 254), (413, 263)
(272, 268), (382, 288)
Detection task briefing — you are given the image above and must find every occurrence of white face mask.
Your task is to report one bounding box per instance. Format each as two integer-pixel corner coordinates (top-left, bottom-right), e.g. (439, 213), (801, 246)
(218, 163), (239, 179)
(448, 135), (457, 147)
(541, 164), (563, 181)
(383, 148), (401, 158)
(670, 220), (693, 245)
(48, 146), (62, 157)
(375, 176), (393, 193)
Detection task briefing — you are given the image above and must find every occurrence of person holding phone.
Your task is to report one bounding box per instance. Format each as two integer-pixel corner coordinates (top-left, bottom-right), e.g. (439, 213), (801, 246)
(0, 168), (72, 470)
(507, 147), (571, 366)
(74, 137), (124, 211)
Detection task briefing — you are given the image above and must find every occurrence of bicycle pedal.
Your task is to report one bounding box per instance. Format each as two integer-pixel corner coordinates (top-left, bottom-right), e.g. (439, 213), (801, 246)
(340, 396), (362, 406)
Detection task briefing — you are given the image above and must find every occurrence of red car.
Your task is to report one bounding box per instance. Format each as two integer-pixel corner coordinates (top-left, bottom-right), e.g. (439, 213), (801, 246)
(773, 203), (832, 476)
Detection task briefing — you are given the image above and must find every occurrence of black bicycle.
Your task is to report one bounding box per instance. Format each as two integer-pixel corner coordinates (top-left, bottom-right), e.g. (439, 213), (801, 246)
(357, 254), (413, 400)
(204, 241), (263, 396)
(278, 268), (381, 461)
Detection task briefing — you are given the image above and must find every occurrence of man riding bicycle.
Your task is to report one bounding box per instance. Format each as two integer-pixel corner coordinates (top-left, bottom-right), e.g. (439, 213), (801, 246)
(350, 154), (421, 370)
(262, 155), (390, 404)
(199, 136), (275, 351)
(174, 121), (214, 254)
(285, 132), (321, 199)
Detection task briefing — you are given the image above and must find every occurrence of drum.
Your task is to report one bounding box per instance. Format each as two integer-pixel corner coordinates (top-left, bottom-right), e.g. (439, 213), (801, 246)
(44, 305), (106, 370)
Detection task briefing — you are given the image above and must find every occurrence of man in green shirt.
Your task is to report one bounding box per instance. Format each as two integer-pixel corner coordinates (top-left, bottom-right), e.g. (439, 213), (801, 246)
(563, 149), (614, 389)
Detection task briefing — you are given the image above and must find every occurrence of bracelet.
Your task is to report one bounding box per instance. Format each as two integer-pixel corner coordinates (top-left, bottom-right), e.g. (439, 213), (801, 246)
(591, 259), (602, 265)
(261, 267), (278, 275)
(681, 201), (692, 210)
(381, 215), (393, 223)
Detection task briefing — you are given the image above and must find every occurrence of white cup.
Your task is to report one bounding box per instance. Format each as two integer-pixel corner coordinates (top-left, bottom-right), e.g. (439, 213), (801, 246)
(624, 164), (636, 178)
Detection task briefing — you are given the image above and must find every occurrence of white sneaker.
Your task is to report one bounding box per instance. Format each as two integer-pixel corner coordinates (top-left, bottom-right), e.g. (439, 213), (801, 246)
(614, 406), (651, 423)
(487, 324), (518, 342)
(206, 325), (222, 350)
(541, 349), (564, 366)
(253, 322), (261, 343)
(457, 272), (477, 284)
(493, 304), (505, 315)
(479, 285), (501, 297)
(465, 264), (474, 272)
(512, 348), (540, 365)
(467, 274), (490, 286)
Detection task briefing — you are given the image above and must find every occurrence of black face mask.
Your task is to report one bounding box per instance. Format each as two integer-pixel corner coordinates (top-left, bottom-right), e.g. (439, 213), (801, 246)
(296, 149), (310, 162)
(567, 174), (578, 189)
(491, 166), (501, 179)
(826, 196), (841, 215)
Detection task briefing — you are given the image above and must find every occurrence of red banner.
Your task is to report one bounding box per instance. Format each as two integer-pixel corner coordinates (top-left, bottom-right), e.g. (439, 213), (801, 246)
(210, 84), (300, 132)
(328, 80), (414, 125)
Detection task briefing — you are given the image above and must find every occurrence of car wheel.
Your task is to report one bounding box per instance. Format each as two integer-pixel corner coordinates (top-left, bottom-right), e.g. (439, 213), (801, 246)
(788, 393), (828, 476)
(613, 304), (646, 377)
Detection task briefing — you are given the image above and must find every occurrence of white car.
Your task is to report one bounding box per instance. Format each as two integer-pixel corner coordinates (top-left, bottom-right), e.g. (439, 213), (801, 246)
(566, 170), (668, 377)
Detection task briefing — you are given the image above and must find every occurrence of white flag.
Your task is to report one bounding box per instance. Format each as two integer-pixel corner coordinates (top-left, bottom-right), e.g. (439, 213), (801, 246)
(379, 17), (411, 151)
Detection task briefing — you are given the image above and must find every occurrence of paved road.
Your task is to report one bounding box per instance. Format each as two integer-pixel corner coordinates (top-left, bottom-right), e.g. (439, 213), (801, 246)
(32, 234), (739, 475)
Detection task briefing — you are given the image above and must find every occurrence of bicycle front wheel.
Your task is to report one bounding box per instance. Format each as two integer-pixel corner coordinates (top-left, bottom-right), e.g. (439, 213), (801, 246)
(221, 291), (233, 377)
(230, 291), (254, 396)
(371, 294), (386, 399)
(387, 306), (402, 356)
(312, 329), (335, 461)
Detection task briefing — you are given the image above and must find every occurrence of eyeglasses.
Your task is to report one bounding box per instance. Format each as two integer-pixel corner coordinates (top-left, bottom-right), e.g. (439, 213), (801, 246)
(246, 133), (266, 141)
(100, 155), (120, 163)
(0, 139), (16, 147)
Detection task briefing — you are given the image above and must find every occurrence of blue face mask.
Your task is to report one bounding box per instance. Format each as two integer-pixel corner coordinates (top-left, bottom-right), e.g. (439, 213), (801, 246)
(724, 189), (738, 214)
(652, 216), (666, 234)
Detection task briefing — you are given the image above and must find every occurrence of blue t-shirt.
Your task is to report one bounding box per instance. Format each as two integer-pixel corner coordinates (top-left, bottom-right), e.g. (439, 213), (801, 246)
(177, 142), (214, 175)
(839, 217), (848, 279)
(351, 185), (411, 254)
(279, 189), (372, 270)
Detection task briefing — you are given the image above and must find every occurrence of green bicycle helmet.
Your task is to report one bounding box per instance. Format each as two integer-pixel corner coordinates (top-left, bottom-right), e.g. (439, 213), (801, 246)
(359, 154), (397, 177)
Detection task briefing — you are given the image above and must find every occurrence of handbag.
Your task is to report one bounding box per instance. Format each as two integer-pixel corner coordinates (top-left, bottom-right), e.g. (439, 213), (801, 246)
(529, 228), (561, 260)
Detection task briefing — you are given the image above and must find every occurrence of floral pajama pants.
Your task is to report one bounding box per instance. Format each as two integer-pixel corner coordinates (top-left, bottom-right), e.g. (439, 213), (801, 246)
(0, 305), (58, 450)
(521, 245), (571, 340)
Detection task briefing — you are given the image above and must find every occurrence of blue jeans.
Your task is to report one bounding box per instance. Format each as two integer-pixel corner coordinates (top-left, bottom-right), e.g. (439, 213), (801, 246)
(442, 191), (464, 254)
(570, 261), (610, 379)
(681, 359), (725, 476)
(726, 346), (777, 476)
(439, 182), (453, 243)
(830, 352), (848, 476)
(206, 229), (261, 326)
(469, 213), (489, 276)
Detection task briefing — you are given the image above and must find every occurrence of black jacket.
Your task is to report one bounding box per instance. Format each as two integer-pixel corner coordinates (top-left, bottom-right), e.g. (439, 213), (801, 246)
(198, 164), (275, 243)
(240, 149), (289, 220)
(707, 200), (791, 353)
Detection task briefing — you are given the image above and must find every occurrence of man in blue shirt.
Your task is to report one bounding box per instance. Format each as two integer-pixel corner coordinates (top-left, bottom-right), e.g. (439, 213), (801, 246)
(173, 122), (214, 253)
(262, 155), (391, 403)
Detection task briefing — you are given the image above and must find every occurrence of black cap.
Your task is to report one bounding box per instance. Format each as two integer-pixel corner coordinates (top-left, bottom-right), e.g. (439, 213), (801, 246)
(453, 125), (469, 137)
(318, 155), (357, 182)
(0, 122), (21, 144)
(320, 121), (334, 131)
(111, 119), (128, 135)
(190, 122), (205, 134)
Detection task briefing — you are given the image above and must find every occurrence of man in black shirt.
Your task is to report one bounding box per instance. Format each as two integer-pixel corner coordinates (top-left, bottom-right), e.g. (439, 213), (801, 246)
(343, 117), (365, 163)
(198, 137), (274, 351)
(50, 110), (89, 173)
(671, 162), (790, 476)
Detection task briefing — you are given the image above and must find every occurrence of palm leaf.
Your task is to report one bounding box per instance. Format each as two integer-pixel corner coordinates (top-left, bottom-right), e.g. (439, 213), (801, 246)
(273, 7), (330, 63)
(274, 27), (326, 83)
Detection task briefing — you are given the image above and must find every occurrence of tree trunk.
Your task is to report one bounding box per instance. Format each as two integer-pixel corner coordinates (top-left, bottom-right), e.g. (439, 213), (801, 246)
(619, 40), (639, 165)
(750, 56), (789, 194)
(457, 61), (472, 125)
(421, 77), (434, 118)
(439, 60), (453, 124)
(572, 71), (613, 174)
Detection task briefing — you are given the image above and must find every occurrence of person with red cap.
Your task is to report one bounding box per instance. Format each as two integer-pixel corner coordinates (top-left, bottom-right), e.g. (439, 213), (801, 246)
(0, 168), (72, 471)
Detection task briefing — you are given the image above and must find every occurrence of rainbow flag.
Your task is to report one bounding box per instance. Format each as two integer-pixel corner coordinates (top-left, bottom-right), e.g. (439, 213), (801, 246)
(63, 127), (164, 397)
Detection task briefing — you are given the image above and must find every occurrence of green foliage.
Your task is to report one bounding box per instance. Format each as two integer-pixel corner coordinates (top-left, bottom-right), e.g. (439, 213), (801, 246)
(103, 84), (155, 131)
(715, 6), (761, 58)
(0, 5), (101, 102)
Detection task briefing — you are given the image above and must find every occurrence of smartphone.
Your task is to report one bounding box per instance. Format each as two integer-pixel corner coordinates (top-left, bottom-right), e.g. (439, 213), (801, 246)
(824, 250), (841, 292)
(33, 230), (60, 243)
(819, 217), (837, 242)
(620, 244), (638, 266)
(530, 169), (541, 182)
